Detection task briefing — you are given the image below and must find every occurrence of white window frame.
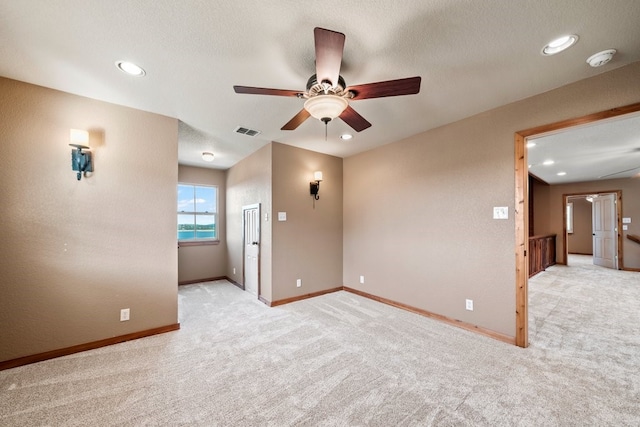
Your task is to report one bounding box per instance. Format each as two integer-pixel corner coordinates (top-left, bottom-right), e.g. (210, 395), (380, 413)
(177, 183), (218, 243)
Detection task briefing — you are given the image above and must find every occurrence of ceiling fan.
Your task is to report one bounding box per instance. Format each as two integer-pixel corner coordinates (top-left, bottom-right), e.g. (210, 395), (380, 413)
(233, 27), (421, 133)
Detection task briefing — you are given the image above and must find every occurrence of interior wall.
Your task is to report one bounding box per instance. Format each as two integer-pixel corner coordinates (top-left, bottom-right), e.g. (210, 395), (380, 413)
(547, 179), (640, 269)
(344, 61), (640, 339)
(568, 197), (593, 255)
(225, 144), (272, 301)
(0, 77), (179, 362)
(271, 143), (343, 302)
(177, 165), (227, 283)
(532, 178), (551, 236)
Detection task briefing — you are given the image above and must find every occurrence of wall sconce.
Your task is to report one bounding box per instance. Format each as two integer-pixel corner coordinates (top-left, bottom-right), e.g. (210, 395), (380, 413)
(310, 171), (323, 200)
(69, 129), (93, 180)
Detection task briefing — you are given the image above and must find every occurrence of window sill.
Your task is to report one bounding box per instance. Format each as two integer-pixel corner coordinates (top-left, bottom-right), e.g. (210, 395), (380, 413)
(178, 240), (220, 247)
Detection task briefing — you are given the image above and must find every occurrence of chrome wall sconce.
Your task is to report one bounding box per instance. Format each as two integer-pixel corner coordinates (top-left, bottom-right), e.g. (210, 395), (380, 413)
(310, 171), (323, 200)
(69, 129), (92, 180)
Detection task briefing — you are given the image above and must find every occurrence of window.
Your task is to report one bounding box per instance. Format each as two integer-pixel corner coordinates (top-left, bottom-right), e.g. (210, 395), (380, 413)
(177, 184), (217, 241)
(566, 202), (573, 234)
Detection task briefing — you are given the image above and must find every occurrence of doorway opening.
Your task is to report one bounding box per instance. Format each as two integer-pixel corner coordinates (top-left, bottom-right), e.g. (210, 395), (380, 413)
(514, 101), (640, 348)
(564, 191), (622, 269)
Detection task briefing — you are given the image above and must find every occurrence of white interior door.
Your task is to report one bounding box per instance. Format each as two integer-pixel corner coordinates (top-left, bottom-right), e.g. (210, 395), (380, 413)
(243, 204), (260, 295)
(592, 194), (617, 269)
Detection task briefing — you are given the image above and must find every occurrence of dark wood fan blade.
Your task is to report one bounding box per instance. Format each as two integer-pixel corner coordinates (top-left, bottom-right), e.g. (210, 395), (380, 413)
(234, 86), (302, 97)
(314, 27), (345, 88)
(340, 105), (371, 132)
(282, 109), (311, 130)
(346, 76), (421, 100)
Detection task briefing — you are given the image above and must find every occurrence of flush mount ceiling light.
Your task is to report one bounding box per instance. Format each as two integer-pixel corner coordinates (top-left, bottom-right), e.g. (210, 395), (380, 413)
(542, 35), (579, 55)
(543, 159), (555, 166)
(557, 171), (567, 176)
(202, 152), (215, 162)
(586, 49), (616, 67)
(340, 133), (353, 140)
(115, 61), (146, 76)
(526, 142), (536, 148)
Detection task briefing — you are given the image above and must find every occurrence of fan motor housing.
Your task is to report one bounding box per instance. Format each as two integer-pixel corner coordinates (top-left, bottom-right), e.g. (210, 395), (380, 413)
(306, 74), (347, 96)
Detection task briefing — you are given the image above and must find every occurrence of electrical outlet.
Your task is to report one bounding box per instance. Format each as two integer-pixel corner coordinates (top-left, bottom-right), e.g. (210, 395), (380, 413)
(359, 275), (365, 284)
(120, 308), (130, 321)
(296, 279), (301, 288)
(465, 299), (474, 311)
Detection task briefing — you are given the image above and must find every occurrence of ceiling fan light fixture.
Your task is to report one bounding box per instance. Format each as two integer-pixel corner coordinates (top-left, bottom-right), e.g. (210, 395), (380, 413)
(542, 35), (578, 55)
(304, 95), (348, 122)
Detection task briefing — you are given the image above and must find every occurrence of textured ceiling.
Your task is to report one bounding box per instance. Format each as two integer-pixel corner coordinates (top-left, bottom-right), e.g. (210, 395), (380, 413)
(1, 0), (640, 172)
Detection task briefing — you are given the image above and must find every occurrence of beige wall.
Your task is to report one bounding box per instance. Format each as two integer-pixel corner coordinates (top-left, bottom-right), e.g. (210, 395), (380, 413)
(568, 197), (593, 255)
(0, 78), (178, 362)
(177, 165), (227, 283)
(225, 144), (273, 300)
(532, 179), (551, 236)
(271, 143), (343, 301)
(344, 62), (640, 338)
(545, 179), (640, 269)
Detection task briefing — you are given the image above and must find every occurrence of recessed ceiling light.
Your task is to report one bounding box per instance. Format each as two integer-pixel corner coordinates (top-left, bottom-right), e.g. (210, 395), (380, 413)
(526, 142), (536, 148)
(202, 152), (214, 162)
(542, 35), (579, 56)
(557, 171), (567, 176)
(115, 61), (146, 76)
(543, 160), (555, 166)
(340, 133), (353, 140)
(528, 164), (532, 168)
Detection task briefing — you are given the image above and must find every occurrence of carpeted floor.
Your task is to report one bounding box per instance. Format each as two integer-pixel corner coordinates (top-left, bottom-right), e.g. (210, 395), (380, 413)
(1, 255), (639, 425)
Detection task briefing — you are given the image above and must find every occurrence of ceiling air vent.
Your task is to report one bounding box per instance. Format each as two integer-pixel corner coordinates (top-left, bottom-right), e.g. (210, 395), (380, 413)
(234, 126), (261, 137)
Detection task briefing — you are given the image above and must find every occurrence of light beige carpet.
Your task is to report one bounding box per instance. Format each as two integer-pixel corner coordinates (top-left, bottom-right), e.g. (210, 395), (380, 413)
(1, 257), (639, 425)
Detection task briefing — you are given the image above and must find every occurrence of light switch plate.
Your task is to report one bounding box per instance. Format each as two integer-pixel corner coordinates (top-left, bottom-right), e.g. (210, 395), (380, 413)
(278, 212), (287, 221)
(493, 207), (509, 219)
(623, 217), (631, 224)
(623, 225), (629, 231)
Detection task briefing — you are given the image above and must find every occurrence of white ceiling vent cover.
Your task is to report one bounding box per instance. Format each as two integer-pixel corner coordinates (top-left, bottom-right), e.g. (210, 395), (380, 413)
(587, 49), (616, 67)
(234, 126), (261, 137)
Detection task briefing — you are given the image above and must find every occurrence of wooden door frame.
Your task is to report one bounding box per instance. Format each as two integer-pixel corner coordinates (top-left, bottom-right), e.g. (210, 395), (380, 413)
(242, 203), (261, 298)
(562, 191), (623, 268)
(514, 102), (640, 348)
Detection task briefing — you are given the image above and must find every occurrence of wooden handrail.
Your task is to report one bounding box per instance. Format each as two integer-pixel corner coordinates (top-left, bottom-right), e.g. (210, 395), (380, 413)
(628, 234), (640, 245)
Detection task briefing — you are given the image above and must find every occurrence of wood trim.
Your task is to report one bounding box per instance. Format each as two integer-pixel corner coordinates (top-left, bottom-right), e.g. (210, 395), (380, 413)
(343, 287), (515, 345)
(515, 132), (528, 348)
(516, 102), (640, 138)
(258, 296), (271, 306)
(178, 276), (227, 286)
(270, 287), (343, 307)
(515, 102), (640, 349)
(623, 267), (640, 272)
(568, 252), (593, 256)
(0, 323), (180, 371)
(627, 234), (640, 245)
(225, 277), (245, 290)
